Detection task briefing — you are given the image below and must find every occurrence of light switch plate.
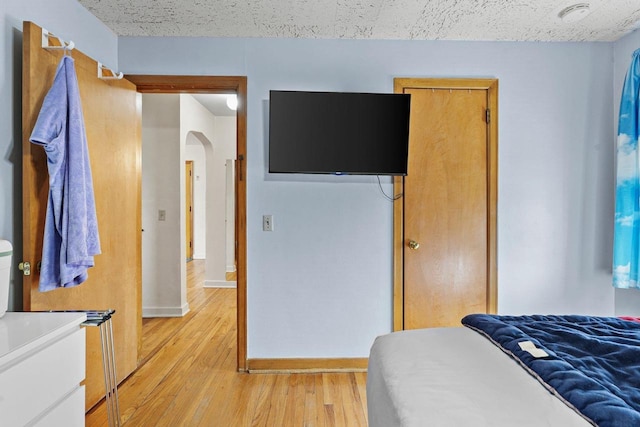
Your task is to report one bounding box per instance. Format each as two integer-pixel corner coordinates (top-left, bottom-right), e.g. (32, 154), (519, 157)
(263, 215), (273, 231)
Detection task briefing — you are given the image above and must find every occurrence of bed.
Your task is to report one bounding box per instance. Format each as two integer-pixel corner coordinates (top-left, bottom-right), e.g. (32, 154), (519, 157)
(367, 314), (640, 427)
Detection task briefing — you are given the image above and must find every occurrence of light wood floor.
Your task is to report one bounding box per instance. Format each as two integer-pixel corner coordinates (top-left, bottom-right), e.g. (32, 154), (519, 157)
(86, 260), (369, 426)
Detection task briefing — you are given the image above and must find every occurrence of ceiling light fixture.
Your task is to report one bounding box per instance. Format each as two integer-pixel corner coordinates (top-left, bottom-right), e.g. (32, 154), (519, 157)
(226, 94), (238, 111)
(558, 3), (591, 23)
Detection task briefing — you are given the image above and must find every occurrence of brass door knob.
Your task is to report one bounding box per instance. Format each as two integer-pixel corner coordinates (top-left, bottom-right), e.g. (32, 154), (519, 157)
(408, 240), (420, 250)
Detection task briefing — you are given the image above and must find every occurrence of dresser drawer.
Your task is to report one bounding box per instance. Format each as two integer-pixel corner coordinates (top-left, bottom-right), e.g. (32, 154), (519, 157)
(0, 327), (85, 426)
(32, 385), (85, 427)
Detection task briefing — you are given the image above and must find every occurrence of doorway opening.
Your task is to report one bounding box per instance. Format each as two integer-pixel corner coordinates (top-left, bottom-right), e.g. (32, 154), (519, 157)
(129, 75), (247, 371)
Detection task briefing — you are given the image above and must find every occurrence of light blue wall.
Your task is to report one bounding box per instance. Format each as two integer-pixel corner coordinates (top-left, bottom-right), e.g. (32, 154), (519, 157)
(120, 37), (616, 358)
(0, 1), (623, 358)
(613, 29), (640, 315)
(1, 0), (117, 310)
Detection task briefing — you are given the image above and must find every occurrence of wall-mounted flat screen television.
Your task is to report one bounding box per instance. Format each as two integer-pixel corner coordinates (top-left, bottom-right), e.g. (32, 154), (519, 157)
(269, 90), (411, 175)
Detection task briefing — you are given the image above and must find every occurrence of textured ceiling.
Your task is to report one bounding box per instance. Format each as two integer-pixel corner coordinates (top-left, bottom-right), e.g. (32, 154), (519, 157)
(78, 0), (640, 42)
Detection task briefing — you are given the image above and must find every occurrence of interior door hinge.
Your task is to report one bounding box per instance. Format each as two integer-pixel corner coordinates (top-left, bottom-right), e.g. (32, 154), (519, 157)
(238, 154), (244, 182)
(486, 108), (491, 124)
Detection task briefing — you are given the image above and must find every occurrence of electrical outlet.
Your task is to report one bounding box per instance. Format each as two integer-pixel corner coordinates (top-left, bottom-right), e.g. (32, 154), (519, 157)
(263, 215), (273, 231)
(158, 210), (166, 221)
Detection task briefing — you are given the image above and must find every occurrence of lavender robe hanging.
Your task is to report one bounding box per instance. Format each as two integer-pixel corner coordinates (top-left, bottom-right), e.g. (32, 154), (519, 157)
(30, 56), (101, 291)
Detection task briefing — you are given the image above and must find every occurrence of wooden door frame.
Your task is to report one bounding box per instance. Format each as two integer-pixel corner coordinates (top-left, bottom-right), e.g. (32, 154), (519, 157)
(185, 160), (194, 261)
(392, 78), (498, 331)
(126, 75), (248, 371)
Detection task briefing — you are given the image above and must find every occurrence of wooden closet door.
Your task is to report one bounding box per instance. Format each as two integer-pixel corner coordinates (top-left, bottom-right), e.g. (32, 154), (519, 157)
(393, 78), (498, 330)
(22, 21), (142, 410)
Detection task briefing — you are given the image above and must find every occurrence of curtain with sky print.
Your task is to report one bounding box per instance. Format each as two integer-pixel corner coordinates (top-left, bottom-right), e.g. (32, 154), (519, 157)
(614, 49), (640, 289)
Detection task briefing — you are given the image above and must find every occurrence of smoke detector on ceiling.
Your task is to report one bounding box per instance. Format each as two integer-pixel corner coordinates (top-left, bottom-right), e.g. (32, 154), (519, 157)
(558, 3), (591, 23)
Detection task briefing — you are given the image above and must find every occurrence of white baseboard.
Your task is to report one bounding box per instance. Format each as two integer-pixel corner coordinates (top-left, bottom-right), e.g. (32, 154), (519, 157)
(204, 280), (237, 288)
(142, 303), (190, 318)
(193, 253), (205, 260)
(226, 265), (236, 272)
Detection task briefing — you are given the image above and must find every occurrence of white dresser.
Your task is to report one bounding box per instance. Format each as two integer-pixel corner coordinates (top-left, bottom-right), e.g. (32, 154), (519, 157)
(0, 312), (87, 426)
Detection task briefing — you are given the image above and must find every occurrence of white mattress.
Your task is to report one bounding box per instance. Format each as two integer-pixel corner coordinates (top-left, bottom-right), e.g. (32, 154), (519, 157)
(367, 327), (593, 427)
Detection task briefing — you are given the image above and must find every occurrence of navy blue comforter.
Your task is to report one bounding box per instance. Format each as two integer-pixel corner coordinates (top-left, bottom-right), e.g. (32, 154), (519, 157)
(462, 314), (640, 427)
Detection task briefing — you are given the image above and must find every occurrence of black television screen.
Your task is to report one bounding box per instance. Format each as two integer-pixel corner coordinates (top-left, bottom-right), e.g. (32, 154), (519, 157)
(269, 90), (410, 175)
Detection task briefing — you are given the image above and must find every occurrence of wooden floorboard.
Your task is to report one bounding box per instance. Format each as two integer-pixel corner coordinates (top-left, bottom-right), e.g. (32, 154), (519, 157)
(85, 260), (369, 426)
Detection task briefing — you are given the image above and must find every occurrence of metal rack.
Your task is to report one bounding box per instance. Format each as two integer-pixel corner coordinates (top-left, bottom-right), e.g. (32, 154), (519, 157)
(81, 310), (120, 427)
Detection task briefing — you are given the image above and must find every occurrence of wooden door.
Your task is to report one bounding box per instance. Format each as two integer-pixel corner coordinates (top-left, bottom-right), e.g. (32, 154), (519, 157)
(393, 78), (498, 330)
(186, 161), (194, 261)
(22, 22), (142, 409)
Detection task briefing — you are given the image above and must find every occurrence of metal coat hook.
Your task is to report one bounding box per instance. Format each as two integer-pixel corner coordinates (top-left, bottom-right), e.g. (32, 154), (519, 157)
(98, 62), (124, 80)
(41, 28), (75, 51)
